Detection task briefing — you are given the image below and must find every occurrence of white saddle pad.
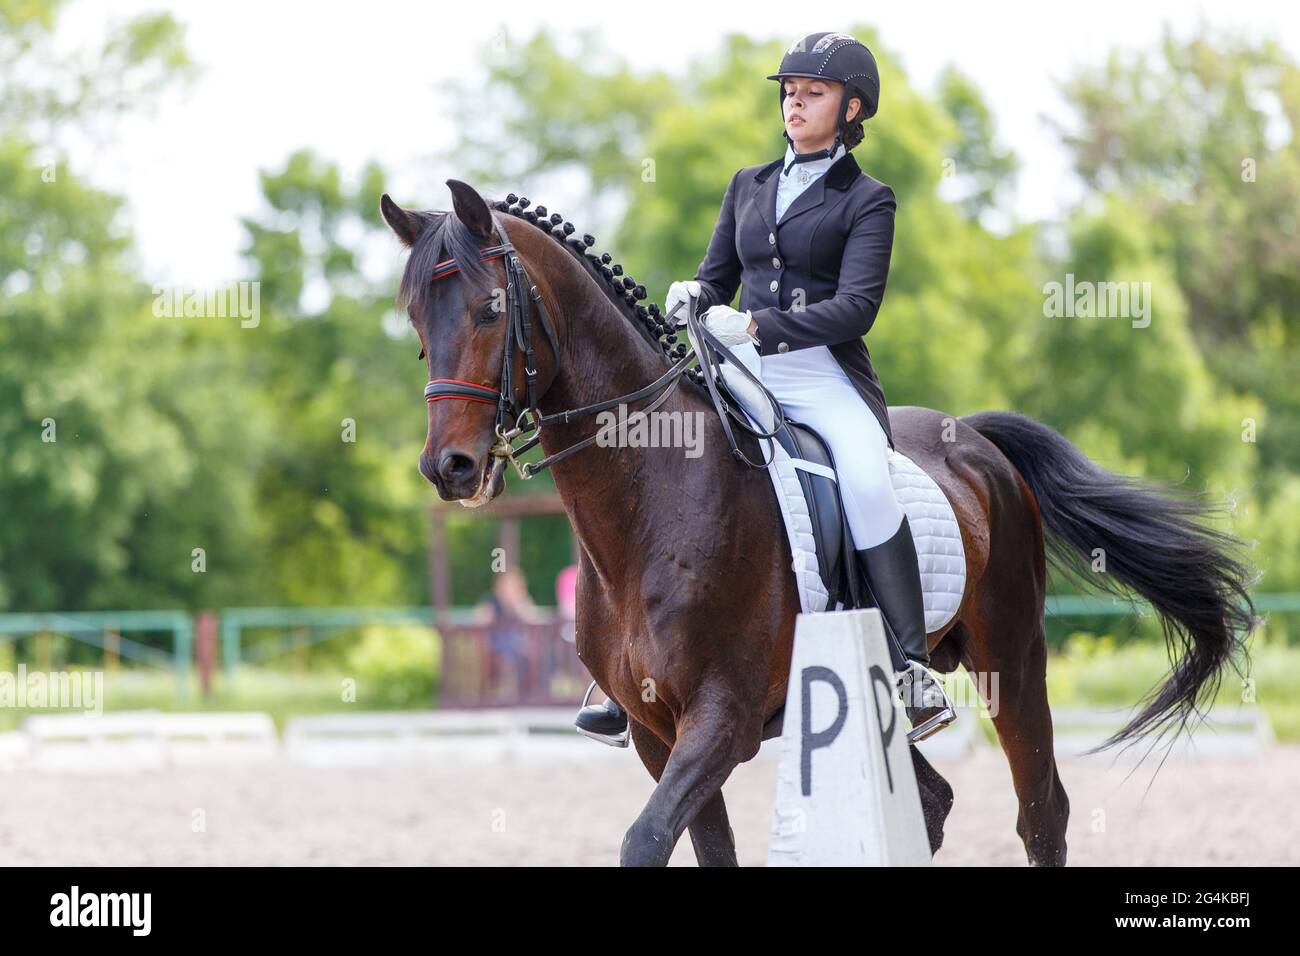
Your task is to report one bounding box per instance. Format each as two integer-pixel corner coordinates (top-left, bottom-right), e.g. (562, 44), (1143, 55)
(702, 338), (966, 633)
(883, 450), (966, 633)
(760, 439), (965, 632)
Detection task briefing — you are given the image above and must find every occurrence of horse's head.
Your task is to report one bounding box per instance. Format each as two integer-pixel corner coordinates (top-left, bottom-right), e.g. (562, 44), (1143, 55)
(382, 181), (559, 507)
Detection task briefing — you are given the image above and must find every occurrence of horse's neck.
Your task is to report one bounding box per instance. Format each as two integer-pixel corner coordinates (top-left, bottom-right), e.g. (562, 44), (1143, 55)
(535, 283), (691, 582)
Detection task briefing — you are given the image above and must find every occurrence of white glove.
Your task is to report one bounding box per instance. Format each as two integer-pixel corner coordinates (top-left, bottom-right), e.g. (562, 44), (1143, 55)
(665, 280), (700, 327)
(703, 305), (755, 347)
(684, 316), (775, 432)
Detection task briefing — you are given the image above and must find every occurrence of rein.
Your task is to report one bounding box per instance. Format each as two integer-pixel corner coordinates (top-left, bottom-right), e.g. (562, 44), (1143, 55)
(422, 214), (785, 478)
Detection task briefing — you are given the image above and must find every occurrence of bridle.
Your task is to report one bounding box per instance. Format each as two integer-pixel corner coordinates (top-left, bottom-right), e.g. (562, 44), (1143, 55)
(421, 213), (785, 480)
(422, 224), (562, 477)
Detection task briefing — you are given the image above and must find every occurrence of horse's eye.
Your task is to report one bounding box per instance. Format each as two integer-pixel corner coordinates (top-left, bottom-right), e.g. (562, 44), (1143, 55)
(418, 348), (425, 361)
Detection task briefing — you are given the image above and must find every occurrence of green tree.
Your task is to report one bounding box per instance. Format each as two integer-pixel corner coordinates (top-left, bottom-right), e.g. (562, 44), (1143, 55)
(1052, 23), (1300, 480)
(234, 151), (430, 605)
(0, 1), (262, 611)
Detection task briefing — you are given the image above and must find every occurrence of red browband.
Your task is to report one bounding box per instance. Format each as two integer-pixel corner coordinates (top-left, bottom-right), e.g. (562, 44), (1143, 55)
(429, 245), (510, 282)
(425, 378), (501, 406)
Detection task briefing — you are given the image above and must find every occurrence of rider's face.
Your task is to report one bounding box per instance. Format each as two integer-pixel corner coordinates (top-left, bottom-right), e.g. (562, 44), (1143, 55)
(782, 77), (860, 153)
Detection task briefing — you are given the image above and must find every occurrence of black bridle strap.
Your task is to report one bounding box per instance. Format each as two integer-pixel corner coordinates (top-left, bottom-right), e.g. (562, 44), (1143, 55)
(538, 349), (694, 427)
(510, 351), (696, 474)
(684, 303), (784, 469)
(511, 252), (541, 418)
(519, 296), (785, 475)
(528, 282), (561, 365)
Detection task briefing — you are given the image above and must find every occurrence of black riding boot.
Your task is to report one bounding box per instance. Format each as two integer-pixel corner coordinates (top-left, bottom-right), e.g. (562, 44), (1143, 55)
(574, 688), (629, 747)
(856, 515), (956, 743)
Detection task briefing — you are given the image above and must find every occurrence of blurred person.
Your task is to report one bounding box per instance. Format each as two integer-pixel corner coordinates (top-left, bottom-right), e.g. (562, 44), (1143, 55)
(476, 567), (542, 701)
(555, 564), (578, 645)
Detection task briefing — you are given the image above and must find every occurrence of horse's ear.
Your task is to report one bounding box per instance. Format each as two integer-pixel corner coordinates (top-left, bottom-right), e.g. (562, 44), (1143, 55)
(446, 179), (494, 239)
(380, 193), (425, 247)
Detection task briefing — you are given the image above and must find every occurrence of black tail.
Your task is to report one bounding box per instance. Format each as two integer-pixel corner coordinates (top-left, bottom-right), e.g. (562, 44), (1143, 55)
(963, 410), (1258, 755)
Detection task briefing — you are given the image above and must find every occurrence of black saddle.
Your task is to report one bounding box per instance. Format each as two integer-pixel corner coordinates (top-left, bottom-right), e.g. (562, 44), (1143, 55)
(770, 418), (865, 614)
(761, 416), (873, 743)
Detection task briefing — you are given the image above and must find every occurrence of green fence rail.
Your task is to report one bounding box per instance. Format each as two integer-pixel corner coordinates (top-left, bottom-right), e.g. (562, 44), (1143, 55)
(216, 605), (482, 672)
(0, 610), (193, 699)
(1045, 593), (1300, 615)
(2, 594), (1296, 689)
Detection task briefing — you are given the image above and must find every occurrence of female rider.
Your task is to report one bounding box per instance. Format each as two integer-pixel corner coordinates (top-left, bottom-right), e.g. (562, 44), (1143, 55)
(576, 31), (956, 747)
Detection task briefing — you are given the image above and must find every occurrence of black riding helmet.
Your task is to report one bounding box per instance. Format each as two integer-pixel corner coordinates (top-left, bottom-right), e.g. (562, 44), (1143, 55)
(768, 32), (880, 169)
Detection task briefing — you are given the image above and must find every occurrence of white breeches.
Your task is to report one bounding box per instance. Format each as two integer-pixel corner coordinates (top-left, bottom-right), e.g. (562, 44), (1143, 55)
(728, 341), (904, 550)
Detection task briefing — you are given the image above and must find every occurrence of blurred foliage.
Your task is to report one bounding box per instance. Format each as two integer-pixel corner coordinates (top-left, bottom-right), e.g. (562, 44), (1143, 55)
(344, 624), (440, 709)
(0, 10), (1294, 636)
(1051, 23), (1300, 482)
(1035, 627), (1299, 742)
(0, 0), (195, 146)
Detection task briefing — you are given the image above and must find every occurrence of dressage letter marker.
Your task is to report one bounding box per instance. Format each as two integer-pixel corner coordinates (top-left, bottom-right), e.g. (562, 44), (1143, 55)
(768, 609), (932, 866)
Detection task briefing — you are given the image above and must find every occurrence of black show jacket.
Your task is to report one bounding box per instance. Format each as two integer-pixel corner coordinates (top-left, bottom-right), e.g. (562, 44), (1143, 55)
(692, 150), (898, 449)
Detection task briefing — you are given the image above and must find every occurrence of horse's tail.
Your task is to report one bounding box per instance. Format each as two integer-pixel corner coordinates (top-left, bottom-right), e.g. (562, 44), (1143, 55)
(962, 410), (1257, 754)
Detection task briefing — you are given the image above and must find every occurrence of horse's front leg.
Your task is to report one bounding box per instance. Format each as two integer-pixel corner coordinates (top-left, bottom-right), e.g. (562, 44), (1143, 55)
(620, 695), (752, 867)
(687, 791), (739, 867)
(629, 718), (738, 867)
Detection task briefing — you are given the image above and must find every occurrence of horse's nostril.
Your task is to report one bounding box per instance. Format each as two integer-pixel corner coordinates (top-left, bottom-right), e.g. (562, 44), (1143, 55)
(437, 449), (478, 482)
(418, 453), (440, 486)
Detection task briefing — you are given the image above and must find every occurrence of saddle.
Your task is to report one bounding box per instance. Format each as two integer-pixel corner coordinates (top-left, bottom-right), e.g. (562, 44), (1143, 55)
(696, 339), (966, 632)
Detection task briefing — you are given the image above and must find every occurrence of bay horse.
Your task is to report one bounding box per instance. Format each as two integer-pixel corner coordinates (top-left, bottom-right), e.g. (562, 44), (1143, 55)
(382, 180), (1256, 866)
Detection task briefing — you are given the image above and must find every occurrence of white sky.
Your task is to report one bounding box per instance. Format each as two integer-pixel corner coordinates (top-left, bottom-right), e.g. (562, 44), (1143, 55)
(54, 0), (1300, 287)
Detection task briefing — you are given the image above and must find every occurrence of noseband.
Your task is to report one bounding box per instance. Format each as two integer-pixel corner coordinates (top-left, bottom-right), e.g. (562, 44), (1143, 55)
(421, 214), (784, 479)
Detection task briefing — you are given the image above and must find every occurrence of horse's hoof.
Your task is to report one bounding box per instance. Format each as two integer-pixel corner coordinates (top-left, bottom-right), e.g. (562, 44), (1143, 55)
(620, 821), (674, 867)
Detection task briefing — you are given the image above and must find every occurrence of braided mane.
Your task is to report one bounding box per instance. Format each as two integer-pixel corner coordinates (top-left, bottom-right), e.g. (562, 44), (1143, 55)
(486, 193), (706, 391)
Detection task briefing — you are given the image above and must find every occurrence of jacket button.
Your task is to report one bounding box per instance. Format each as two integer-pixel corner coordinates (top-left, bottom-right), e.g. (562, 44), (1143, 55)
(777, 342), (790, 353)
(768, 232), (776, 245)
(769, 279), (778, 293)
(771, 257), (781, 269)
